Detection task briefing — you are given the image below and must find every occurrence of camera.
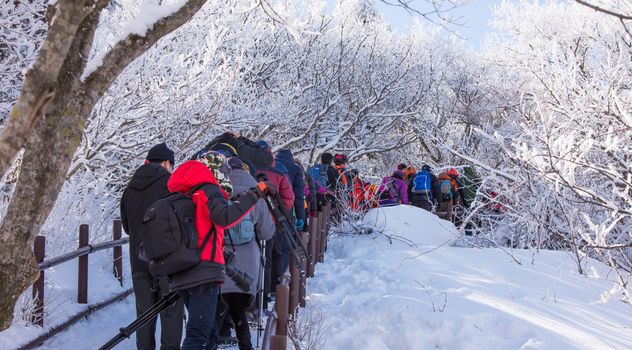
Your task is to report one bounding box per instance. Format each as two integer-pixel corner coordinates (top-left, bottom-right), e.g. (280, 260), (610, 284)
(224, 251), (253, 293)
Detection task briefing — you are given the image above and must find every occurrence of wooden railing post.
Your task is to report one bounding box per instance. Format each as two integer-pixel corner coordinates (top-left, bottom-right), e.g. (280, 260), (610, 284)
(272, 284), (289, 350)
(308, 215), (318, 277)
(289, 261), (299, 315)
(317, 210), (325, 263)
(113, 220), (123, 286)
(32, 236), (45, 326)
(78, 224), (89, 304)
(299, 231), (308, 308)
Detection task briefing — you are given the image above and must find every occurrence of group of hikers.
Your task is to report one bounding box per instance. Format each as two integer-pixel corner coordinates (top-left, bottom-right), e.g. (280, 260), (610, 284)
(119, 131), (473, 350)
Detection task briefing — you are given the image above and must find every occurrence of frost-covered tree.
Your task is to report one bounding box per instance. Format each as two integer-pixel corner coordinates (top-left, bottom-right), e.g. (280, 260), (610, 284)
(0, 0), (210, 330)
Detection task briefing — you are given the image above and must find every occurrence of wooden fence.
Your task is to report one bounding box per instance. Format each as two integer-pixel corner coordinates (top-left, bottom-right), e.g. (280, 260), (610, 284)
(22, 202), (334, 349)
(19, 220), (131, 350)
(263, 202), (332, 350)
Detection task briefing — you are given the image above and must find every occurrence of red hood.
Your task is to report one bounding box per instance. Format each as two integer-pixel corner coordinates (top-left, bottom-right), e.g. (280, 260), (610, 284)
(168, 160), (219, 193)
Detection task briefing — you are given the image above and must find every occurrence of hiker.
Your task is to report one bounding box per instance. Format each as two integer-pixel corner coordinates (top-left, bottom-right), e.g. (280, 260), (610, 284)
(120, 143), (184, 350)
(410, 164), (441, 212)
(378, 170), (409, 206)
(308, 152), (337, 208)
(274, 149), (306, 232)
(333, 153), (353, 194)
(217, 157), (276, 350)
(166, 155), (274, 350)
(195, 131), (273, 171)
(439, 168), (468, 208)
(350, 169), (373, 212)
(252, 141), (294, 310)
(303, 160), (321, 218)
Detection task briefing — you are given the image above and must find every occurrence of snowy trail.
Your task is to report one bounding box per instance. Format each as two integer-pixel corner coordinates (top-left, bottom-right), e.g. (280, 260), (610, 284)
(304, 206), (632, 350)
(7, 205), (632, 349)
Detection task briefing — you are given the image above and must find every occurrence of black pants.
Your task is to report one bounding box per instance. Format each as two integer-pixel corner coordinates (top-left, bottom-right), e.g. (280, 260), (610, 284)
(217, 293), (254, 350)
(271, 232), (290, 293)
(132, 269), (184, 350)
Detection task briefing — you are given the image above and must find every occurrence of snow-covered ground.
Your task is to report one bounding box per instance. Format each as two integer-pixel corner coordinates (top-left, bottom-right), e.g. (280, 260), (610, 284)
(0, 247), (134, 350)
(306, 205), (632, 349)
(2, 205), (631, 349)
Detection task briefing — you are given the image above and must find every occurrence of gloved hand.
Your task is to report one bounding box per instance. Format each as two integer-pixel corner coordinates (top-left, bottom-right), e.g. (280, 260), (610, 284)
(295, 219), (304, 231)
(251, 181), (276, 198)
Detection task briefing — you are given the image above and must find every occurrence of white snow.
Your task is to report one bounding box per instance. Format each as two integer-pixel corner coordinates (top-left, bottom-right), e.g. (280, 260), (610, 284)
(2, 206), (631, 349)
(82, 0), (188, 80)
(305, 206), (632, 349)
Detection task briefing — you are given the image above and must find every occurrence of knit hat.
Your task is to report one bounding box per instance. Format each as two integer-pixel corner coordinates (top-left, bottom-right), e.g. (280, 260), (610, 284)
(146, 143), (175, 165)
(256, 140), (270, 150)
(227, 157), (244, 170)
(196, 150), (233, 197)
(320, 152), (333, 164)
(333, 153), (348, 165)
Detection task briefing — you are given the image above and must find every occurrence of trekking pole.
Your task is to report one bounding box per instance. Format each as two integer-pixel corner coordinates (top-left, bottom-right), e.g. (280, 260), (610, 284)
(256, 239), (266, 349)
(98, 292), (180, 350)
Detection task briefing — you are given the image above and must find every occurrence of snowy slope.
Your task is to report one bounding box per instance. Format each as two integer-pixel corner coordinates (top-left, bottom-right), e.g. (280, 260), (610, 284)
(306, 206), (632, 350)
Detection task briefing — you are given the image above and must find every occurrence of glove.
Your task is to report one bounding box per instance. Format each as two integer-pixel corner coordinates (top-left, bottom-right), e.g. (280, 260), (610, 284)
(251, 181), (275, 199)
(295, 219), (304, 231)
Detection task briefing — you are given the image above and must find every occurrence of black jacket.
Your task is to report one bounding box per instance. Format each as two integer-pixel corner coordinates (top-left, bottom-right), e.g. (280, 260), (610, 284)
(200, 133), (273, 171)
(275, 149), (306, 221)
(120, 163), (170, 273)
(323, 163), (339, 191)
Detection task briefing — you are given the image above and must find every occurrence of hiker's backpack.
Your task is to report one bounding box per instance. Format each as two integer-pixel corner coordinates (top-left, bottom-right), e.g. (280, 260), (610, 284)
(140, 185), (214, 276)
(439, 179), (453, 202)
(412, 170), (432, 197)
(379, 178), (399, 202)
(226, 211), (256, 246)
(310, 164), (329, 190)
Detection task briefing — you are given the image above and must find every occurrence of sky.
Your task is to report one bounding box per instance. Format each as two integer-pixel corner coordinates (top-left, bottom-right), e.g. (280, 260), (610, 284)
(328, 0), (502, 51)
(378, 0), (500, 50)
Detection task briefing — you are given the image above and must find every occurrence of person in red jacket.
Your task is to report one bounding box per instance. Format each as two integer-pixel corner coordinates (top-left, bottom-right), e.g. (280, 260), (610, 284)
(166, 160), (273, 350)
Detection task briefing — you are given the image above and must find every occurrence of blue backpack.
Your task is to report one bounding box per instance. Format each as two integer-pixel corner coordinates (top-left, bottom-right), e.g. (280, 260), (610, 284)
(310, 164), (329, 189)
(439, 180), (453, 202)
(226, 211), (256, 246)
(412, 171), (432, 198)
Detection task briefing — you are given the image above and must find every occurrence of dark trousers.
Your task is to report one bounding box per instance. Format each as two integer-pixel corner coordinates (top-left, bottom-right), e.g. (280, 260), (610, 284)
(217, 293), (254, 350)
(411, 193), (433, 212)
(180, 283), (220, 350)
(132, 269), (183, 350)
(271, 233), (289, 292)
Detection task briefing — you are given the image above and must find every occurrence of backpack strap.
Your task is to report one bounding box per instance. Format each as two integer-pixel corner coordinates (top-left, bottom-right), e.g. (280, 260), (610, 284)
(199, 225), (216, 258)
(186, 182), (214, 197)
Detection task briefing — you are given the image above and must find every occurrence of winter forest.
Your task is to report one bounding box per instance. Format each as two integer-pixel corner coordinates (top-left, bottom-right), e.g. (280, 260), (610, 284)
(0, 0), (631, 349)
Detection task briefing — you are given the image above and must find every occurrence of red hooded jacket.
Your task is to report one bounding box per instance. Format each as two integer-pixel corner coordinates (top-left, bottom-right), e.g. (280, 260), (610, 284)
(167, 161), (259, 290)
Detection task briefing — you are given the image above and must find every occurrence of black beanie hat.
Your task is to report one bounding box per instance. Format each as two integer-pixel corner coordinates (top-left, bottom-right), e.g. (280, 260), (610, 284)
(321, 152), (333, 164)
(146, 143), (175, 165)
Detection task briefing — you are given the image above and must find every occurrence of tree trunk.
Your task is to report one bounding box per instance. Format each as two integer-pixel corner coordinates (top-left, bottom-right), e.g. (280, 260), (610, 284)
(0, 0), (208, 330)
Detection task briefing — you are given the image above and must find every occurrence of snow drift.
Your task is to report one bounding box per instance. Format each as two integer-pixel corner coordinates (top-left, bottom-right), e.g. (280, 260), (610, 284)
(306, 205), (632, 349)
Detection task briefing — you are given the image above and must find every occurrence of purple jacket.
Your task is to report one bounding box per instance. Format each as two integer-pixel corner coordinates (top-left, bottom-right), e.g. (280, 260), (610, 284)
(378, 176), (409, 206)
